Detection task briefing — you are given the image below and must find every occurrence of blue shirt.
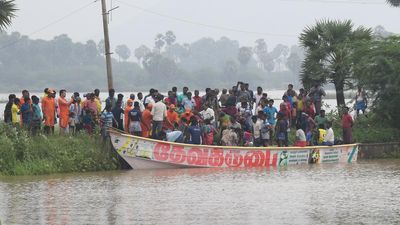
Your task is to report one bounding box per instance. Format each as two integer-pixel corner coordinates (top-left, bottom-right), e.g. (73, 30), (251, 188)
(101, 111), (114, 128)
(263, 106), (278, 125)
(129, 108), (142, 122)
(20, 103), (32, 126)
(188, 125), (202, 144)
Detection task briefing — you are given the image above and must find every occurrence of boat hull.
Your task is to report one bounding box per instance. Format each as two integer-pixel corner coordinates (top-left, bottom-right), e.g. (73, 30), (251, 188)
(110, 130), (359, 170)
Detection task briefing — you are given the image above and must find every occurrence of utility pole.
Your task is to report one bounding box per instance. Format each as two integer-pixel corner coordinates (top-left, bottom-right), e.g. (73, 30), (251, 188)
(101, 0), (113, 90)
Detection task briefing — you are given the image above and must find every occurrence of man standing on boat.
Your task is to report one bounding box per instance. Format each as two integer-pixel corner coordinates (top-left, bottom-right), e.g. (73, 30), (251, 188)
(151, 95), (167, 139)
(342, 107), (353, 144)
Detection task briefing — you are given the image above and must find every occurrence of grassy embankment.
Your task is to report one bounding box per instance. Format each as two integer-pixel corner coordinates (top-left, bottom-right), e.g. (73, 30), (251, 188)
(0, 123), (121, 176)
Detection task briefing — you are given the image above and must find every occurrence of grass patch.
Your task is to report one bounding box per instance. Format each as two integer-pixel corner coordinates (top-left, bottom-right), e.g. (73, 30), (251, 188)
(0, 123), (121, 176)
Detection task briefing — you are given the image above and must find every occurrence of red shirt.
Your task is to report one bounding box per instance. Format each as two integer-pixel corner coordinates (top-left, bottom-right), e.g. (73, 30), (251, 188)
(342, 113), (353, 128)
(193, 96), (202, 112)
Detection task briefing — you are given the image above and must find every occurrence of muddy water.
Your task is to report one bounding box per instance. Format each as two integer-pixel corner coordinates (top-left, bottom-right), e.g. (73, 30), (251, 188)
(1, 160), (400, 225)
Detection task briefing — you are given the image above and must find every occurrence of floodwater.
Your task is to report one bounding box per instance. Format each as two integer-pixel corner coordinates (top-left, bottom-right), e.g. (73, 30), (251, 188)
(1, 160), (400, 225)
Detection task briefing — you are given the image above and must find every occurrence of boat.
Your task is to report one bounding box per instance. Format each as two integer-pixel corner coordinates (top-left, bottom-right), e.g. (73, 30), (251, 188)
(109, 129), (359, 170)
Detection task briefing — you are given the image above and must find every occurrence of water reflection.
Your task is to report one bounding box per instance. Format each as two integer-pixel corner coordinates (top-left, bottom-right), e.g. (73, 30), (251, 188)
(1, 160), (400, 225)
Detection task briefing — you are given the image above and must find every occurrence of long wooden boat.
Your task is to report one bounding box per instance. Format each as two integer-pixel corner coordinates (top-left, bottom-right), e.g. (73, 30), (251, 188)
(109, 129), (359, 170)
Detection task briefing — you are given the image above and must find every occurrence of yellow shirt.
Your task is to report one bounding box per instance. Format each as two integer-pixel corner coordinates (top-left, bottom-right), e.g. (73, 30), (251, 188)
(318, 129), (327, 144)
(11, 103), (20, 124)
(297, 99), (304, 111)
(95, 97), (102, 114)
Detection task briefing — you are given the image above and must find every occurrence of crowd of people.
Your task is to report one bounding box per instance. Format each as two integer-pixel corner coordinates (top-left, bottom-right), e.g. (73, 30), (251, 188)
(3, 81), (363, 147)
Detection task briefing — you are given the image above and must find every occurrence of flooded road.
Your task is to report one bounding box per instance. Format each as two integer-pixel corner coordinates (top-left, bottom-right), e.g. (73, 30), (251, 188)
(1, 160), (400, 225)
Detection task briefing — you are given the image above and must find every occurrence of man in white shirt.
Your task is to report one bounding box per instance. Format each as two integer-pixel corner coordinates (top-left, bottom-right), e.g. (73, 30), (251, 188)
(200, 103), (215, 124)
(151, 95), (167, 139)
(323, 121), (334, 146)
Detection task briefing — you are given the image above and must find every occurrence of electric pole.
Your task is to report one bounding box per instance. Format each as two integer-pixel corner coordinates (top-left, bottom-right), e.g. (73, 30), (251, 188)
(101, 0), (113, 90)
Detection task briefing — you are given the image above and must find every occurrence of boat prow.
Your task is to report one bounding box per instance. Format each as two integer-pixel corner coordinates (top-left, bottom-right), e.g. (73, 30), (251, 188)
(109, 129), (359, 170)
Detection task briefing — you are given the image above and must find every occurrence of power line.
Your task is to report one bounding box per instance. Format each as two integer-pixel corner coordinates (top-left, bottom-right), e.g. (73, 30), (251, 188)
(0, 0), (98, 50)
(115, 0), (298, 38)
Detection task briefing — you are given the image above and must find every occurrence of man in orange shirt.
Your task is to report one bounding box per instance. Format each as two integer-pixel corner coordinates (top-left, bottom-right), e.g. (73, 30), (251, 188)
(42, 89), (56, 134)
(124, 99), (134, 132)
(165, 104), (179, 131)
(141, 104), (153, 138)
(58, 89), (74, 134)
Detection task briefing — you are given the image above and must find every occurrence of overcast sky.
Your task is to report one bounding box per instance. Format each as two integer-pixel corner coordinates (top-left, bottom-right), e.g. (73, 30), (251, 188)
(8, 0), (400, 51)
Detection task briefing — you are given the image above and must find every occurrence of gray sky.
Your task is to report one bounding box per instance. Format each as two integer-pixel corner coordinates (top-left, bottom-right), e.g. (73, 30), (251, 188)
(9, 0), (400, 51)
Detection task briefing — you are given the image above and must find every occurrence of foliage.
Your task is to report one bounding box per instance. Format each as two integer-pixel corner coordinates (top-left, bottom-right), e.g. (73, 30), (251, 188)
(0, 31), (307, 92)
(0, 0), (17, 31)
(0, 123), (121, 176)
(353, 36), (400, 129)
(387, 0), (400, 7)
(115, 44), (131, 61)
(299, 19), (372, 108)
(238, 46), (253, 66)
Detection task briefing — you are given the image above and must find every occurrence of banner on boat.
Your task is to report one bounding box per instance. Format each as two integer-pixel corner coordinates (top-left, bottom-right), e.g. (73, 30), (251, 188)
(111, 134), (358, 168)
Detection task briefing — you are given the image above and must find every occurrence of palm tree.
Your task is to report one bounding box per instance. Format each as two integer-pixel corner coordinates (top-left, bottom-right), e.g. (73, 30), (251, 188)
(387, 0), (400, 7)
(300, 19), (371, 109)
(0, 0), (17, 30)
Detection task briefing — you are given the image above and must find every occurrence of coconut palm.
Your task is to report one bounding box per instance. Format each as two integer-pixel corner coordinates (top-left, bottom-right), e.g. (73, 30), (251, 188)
(0, 0), (17, 30)
(300, 19), (371, 109)
(387, 0), (400, 7)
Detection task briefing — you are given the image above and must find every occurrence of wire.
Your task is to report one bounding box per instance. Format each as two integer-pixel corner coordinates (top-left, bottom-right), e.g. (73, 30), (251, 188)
(115, 0), (298, 38)
(0, 0), (98, 50)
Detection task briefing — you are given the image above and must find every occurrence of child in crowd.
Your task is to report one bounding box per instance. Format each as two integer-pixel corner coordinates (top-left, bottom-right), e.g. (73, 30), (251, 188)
(260, 113), (270, 147)
(317, 124), (327, 145)
(31, 96), (42, 135)
(276, 112), (288, 147)
(83, 109), (94, 135)
(69, 112), (76, 135)
(188, 117), (202, 144)
(221, 126), (238, 146)
(323, 121), (334, 146)
(294, 123), (307, 147)
(202, 119), (216, 145)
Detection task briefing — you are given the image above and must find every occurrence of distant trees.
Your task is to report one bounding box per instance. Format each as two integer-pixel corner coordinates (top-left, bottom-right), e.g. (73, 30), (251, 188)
(134, 45), (151, 65)
(0, 30), (310, 91)
(238, 47), (253, 66)
(300, 19), (372, 108)
(386, 0), (400, 7)
(0, 0), (17, 30)
(115, 44), (131, 61)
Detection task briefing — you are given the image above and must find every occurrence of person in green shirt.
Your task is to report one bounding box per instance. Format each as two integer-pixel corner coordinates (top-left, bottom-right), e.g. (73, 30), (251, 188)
(314, 109), (328, 129)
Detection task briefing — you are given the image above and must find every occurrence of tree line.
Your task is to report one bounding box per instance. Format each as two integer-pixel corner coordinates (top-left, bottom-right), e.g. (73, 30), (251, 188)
(0, 30), (309, 92)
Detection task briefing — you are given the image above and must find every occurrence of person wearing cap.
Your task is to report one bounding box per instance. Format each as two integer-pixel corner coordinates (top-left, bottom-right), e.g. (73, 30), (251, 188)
(165, 104), (179, 131)
(42, 89), (56, 134)
(180, 108), (193, 126)
(124, 99), (134, 132)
